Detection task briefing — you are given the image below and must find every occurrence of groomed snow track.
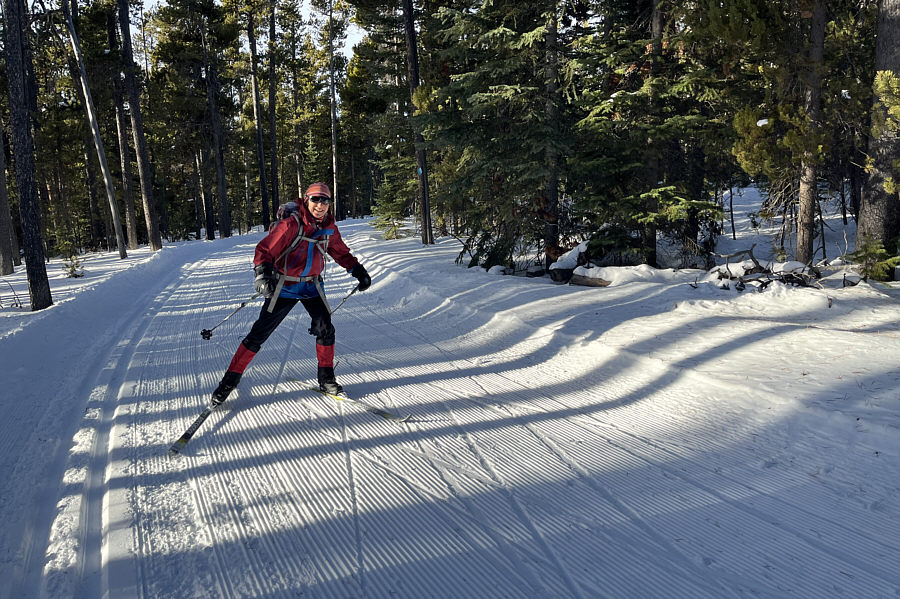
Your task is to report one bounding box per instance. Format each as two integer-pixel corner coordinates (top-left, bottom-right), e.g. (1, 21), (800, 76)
(2, 224), (898, 599)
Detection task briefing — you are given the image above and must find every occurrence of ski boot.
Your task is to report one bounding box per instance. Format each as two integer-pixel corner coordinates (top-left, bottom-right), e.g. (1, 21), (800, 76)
(317, 366), (343, 395)
(212, 371), (242, 405)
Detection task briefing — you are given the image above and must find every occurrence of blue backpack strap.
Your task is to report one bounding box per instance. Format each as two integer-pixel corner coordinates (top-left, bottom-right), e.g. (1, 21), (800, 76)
(299, 229), (333, 277)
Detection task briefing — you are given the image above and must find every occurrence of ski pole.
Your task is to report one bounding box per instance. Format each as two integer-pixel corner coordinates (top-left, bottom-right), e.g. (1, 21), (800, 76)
(201, 291), (262, 340)
(329, 284), (360, 315)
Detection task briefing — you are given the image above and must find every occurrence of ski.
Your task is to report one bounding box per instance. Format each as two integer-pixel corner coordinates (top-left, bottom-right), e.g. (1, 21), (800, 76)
(309, 387), (411, 423)
(169, 402), (220, 456)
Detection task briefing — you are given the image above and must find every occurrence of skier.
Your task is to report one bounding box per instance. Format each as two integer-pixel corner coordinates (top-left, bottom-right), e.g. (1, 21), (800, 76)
(211, 182), (371, 404)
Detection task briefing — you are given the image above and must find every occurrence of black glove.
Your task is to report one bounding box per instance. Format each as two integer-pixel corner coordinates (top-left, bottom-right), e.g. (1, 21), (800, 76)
(254, 263), (278, 298)
(351, 263), (371, 292)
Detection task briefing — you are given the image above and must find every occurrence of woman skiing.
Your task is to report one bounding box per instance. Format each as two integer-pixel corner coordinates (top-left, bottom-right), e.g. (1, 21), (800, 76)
(211, 182), (371, 404)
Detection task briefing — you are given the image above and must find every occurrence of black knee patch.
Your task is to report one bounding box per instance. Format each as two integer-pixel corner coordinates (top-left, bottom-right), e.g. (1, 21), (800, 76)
(241, 338), (262, 353)
(308, 321), (335, 345)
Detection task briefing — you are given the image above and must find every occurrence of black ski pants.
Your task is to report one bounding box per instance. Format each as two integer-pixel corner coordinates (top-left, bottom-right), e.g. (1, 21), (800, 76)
(240, 295), (334, 353)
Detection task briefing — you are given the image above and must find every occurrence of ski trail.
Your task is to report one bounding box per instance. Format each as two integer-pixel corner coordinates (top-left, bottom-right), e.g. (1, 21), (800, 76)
(443, 337), (900, 591)
(120, 264), (374, 598)
(110, 255), (249, 599)
(329, 313), (593, 597)
(160, 310), (308, 596)
(273, 307), (370, 596)
(273, 377), (556, 597)
(343, 334), (724, 599)
(21, 227), (893, 598)
(336, 403), (368, 596)
(338, 290), (900, 598)
(19, 251), (215, 599)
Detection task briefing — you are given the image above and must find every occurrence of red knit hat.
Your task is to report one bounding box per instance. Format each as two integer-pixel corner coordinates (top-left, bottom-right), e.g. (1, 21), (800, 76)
(304, 182), (331, 199)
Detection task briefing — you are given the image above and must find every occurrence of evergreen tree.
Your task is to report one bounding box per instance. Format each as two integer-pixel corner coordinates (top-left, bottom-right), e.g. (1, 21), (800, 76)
(347, 2), (416, 229)
(119, 0), (163, 251)
(108, 8), (139, 250)
(418, 1), (575, 269)
(63, 0), (129, 259)
(570, 1), (728, 268)
(3, 0), (52, 309)
(715, 0), (878, 262)
(857, 0), (900, 252)
(148, 0), (239, 238)
(0, 118), (17, 275)
(245, 4), (270, 227)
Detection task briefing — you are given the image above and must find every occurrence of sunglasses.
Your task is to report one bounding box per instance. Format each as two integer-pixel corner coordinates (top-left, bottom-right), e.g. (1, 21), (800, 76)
(308, 196), (332, 205)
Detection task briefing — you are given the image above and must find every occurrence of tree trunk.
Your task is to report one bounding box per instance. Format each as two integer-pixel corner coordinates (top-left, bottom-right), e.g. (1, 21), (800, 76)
(292, 36), (303, 198)
(63, 0), (128, 259)
(268, 0), (280, 213)
(857, 0), (900, 251)
(243, 147), (252, 233)
(109, 10), (139, 250)
(542, 2), (560, 268)
(63, 7), (104, 251)
(642, 0), (663, 267)
(0, 119), (15, 275)
(119, 0), (162, 250)
(796, 0), (825, 265)
(200, 23), (230, 238)
(195, 148), (215, 240)
(402, 0), (433, 244)
(65, 63), (104, 249)
(3, 0), (52, 309)
(248, 11), (270, 229)
(82, 130), (104, 248)
(328, 0), (340, 219)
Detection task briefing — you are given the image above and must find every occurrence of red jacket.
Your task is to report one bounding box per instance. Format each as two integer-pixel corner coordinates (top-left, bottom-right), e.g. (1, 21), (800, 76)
(254, 204), (359, 296)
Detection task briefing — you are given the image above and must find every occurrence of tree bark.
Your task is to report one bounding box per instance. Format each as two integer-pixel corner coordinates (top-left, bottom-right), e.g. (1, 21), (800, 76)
(63, 0), (128, 259)
(200, 22), (230, 238)
(0, 119), (15, 275)
(642, 0), (663, 267)
(81, 129), (104, 248)
(63, 5), (104, 249)
(542, 2), (560, 268)
(328, 0), (340, 219)
(857, 0), (900, 251)
(3, 0), (52, 308)
(242, 147), (252, 233)
(119, 0), (162, 250)
(195, 148), (215, 240)
(109, 10), (139, 250)
(291, 35), (303, 198)
(248, 10), (270, 229)
(402, 0), (433, 244)
(796, 0), (825, 265)
(268, 0), (280, 212)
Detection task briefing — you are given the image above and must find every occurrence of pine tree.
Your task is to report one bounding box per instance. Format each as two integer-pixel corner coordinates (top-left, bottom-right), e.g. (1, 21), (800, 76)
(715, 0), (879, 263)
(0, 118), (17, 276)
(63, 0), (129, 259)
(418, 1), (573, 269)
(3, 0), (53, 309)
(570, 1), (729, 268)
(857, 0), (900, 252)
(119, 0), (163, 251)
(347, 1), (417, 231)
(149, 0), (239, 238)
(108, 9), (139, 250)
(246, 5), (271, 227)
(797, 0), (826, 265)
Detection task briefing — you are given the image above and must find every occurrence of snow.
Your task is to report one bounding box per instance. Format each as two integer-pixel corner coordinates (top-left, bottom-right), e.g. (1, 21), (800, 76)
(0, 190), (898, 598)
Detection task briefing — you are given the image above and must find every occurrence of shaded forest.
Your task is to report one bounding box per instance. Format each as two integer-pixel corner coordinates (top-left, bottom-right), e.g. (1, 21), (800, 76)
(1, 0), (898, 310)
